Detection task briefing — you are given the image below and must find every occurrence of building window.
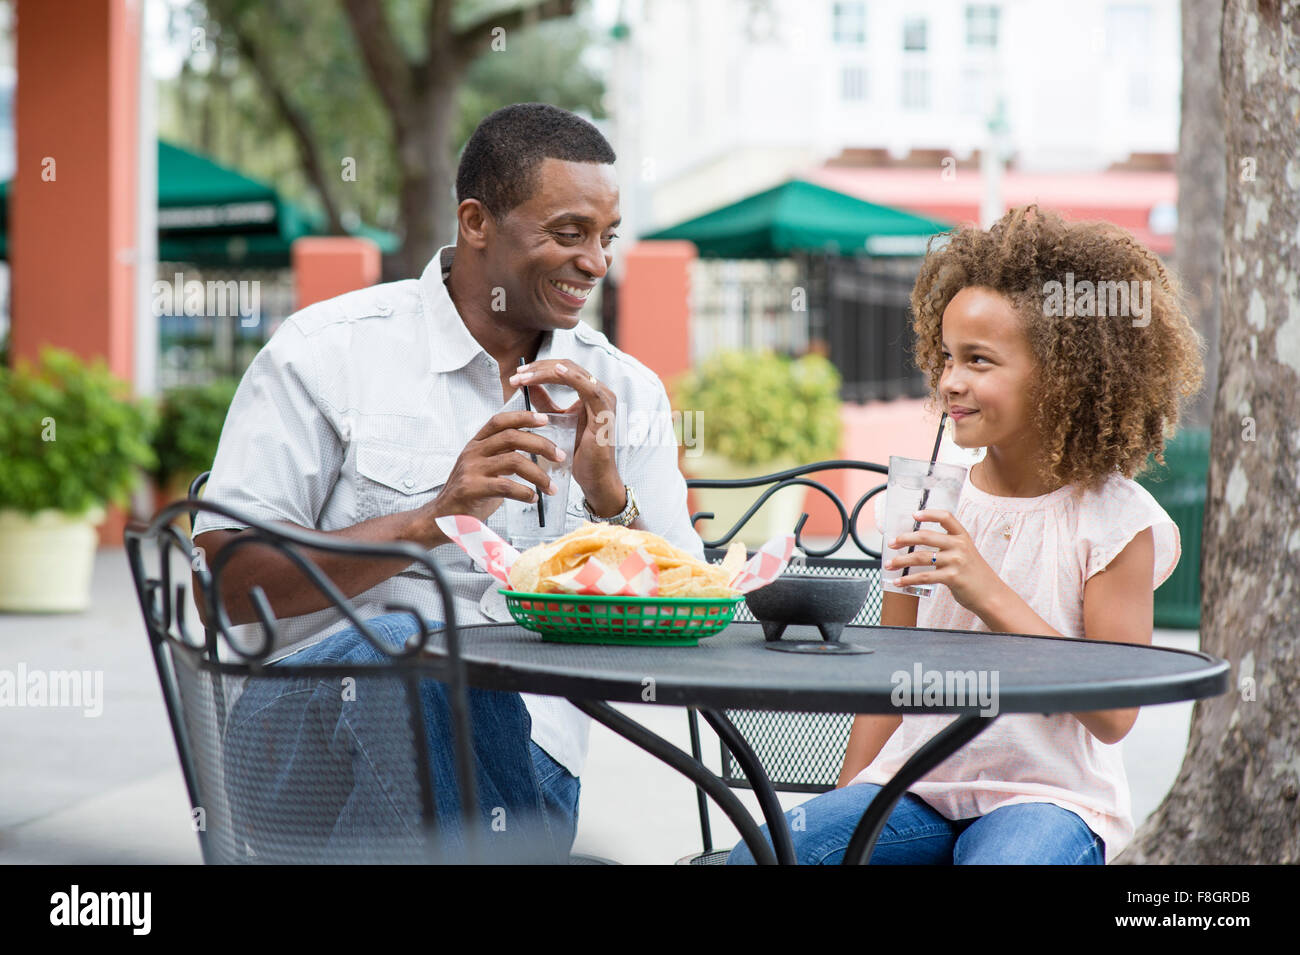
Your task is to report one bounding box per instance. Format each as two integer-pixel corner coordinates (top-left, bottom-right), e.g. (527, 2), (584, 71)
(841, 65), (867, 101)
(1128, 70), (1151, 110)
(1105, 3), (1151, 58)
(902, 16), (927, 51)
(901, 67), (930, 110)
(833, 2), (867, 45)
(965, 5), (999, 48)
(959, 67), (987, 113)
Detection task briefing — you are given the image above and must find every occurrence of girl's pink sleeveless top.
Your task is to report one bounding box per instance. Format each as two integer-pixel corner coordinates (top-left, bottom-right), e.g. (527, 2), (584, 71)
(852, 471), (1180, 862)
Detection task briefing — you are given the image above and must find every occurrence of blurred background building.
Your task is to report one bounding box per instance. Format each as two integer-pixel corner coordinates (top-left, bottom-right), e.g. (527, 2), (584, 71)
(0, 0), (1201, 626)
(609, 0), (1179, 235)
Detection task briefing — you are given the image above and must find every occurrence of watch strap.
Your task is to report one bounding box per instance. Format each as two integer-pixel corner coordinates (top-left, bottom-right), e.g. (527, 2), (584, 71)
(583, 485), (638, 526)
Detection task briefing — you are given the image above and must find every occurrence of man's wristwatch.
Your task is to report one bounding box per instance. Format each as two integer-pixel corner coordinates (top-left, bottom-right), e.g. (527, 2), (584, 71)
(583, 485), (639, 527)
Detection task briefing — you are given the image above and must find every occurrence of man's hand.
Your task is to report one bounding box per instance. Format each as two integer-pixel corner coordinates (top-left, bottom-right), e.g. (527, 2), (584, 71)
(418, 410), (567, 542)
(508, 359), (625, 517)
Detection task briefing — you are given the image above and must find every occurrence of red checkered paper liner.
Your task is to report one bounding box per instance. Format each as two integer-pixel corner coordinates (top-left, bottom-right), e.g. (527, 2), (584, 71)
(729, 533), (797, 593)
(434, 515), (659, 595)
(435, 515), (794, 596)
(544, 548), (660, 596)
(434, 515), (520, 585)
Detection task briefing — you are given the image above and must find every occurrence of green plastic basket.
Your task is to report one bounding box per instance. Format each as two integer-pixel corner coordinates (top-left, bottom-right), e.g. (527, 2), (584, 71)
(501, 590), (744, 646)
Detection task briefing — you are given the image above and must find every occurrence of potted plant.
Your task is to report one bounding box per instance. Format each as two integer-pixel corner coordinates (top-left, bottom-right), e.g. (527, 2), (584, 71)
(673, 350), (842, 545)
(0, 347), (155, 612)
(151, 378), (239, 525)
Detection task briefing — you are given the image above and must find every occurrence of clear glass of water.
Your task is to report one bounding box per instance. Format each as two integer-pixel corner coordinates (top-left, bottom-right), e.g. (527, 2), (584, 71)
(504, 412), (579, 550)
(880, 455), (968, 597)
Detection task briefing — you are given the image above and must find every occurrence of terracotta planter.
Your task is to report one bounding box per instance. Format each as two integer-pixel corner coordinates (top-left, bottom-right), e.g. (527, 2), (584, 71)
(0, 506), (106, 613)
(684, 454), (809, 548)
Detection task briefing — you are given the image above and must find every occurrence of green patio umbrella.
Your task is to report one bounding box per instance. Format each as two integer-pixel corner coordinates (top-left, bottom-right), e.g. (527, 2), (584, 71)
(642, 178), (950, 258)
(0, 140), (399, 267)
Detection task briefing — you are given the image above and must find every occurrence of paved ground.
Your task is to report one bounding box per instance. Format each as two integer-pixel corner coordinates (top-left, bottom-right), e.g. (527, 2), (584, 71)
(0, 549), (1200, 865)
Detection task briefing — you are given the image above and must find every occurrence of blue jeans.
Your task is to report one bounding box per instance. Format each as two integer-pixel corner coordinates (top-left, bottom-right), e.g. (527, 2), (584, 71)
(223, 612), (580, 863)
(726, 783), (1105, 865)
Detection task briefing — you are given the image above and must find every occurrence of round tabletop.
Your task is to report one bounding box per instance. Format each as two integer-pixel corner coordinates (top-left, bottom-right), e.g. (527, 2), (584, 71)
(424, 622), (1229, 715)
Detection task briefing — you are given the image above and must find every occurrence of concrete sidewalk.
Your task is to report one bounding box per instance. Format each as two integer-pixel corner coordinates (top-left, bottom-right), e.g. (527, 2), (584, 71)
(0, 549), (1201, 865)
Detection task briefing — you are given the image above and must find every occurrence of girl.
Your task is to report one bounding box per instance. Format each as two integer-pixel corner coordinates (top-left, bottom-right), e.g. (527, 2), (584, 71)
(728, 205), (1204, 865)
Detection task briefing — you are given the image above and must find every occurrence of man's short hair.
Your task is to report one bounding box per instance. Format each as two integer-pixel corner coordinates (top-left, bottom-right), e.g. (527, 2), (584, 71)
(456, 103), (616, 220)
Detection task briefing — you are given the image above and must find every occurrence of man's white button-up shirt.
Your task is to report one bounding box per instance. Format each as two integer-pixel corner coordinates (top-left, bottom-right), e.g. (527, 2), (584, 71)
(193, 244), (703, 776)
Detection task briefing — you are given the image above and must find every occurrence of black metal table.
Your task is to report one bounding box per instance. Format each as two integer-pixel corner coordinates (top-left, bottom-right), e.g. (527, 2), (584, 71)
(422, 621), (1230, 865)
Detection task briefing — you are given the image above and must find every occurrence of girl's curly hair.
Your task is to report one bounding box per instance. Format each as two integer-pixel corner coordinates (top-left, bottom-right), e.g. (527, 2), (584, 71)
(910, 205), (1205, 492)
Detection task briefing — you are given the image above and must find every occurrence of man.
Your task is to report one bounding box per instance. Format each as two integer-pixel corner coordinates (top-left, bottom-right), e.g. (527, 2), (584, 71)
(192, 103), (702, 861)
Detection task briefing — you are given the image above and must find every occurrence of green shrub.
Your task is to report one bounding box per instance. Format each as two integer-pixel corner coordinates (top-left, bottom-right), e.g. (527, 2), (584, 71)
(0, 347), (156, 515)
(673, 350), (842, 466)
(152, 379), (240, 490)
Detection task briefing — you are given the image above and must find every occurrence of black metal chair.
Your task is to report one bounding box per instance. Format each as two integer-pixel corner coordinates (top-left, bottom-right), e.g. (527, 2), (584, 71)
(169, 471), (611, 864)
(124, 492), (507, 864)
(680, 460), (888, 864)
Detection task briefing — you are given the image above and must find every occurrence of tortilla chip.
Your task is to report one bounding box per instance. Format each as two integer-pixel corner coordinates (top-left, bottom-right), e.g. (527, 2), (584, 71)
(719, 541), (748, 581)
(510, 521), (741, 598)
(508, 544), (546, 593)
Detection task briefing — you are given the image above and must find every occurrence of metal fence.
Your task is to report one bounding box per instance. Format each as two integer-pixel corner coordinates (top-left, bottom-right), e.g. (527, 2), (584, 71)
(822, 254), (929, 402)
(687, 253), (929, 402)
(155, 264), (295, 389)
(689, 258), (809, 362)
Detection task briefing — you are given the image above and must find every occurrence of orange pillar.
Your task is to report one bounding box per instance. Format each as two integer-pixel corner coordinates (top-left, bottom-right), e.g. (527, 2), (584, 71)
(291, 236), (382, 310)
(12, 0), (142, 548)
(617, 240), (696, 515)
(616, 241), (695, 386)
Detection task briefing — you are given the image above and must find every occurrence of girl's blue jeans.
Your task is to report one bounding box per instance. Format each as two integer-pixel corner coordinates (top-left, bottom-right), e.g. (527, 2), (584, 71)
(223, 612), (579, 863)
(726, 783), (1105, 865)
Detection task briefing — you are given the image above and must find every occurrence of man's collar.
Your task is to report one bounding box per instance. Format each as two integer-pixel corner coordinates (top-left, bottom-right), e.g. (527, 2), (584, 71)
(421, 243), (571, 374)
(420, 245), (483, 373)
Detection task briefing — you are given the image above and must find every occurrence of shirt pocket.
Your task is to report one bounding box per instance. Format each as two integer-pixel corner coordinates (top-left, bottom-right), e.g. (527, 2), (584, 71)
(354, 439), (459, 523)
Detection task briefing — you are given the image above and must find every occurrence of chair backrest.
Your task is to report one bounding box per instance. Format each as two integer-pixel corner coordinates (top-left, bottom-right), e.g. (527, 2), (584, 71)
(187, 470), (210, 530)
(687, 460), (888, 795)
(124, 495), (474, 863)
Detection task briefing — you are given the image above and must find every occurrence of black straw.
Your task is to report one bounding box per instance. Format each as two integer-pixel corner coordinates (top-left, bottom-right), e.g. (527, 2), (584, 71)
(901, 412), (948, 580)
(519, 358), (546, 527)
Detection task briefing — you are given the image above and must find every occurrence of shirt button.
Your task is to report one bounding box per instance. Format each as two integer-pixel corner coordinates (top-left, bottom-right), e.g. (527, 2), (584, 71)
(375, 301), (393, 315)
(403, 478), (413, 489)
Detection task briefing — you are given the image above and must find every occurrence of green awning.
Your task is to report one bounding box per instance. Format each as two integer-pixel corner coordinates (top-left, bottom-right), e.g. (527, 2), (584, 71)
(642, 178), (950, 258)
(0, 140), (399, 267)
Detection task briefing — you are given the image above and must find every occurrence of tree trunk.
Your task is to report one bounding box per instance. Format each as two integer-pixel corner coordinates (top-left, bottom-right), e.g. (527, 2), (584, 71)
(1174, 0), (1224, 429)
(392, 75), (460, 280)
(1117, 0), (1300, 864)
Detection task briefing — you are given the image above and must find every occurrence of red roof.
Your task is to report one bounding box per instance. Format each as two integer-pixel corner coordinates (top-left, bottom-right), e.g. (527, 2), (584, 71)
(807, 166), (1177, 255)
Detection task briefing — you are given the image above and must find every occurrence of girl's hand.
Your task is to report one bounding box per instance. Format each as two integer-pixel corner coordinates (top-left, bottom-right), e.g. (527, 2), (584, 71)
(885, 509), (1006, 615)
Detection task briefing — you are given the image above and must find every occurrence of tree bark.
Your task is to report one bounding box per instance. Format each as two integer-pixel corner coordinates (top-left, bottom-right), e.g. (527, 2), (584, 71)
(225, 15), (348, 235)
(1117, 0), (1300, 864)
(1174, 0), (1224, 429)
(340, 0), (578, 280)
(203, 1), (583, 279)
(393, 75), (460, 279)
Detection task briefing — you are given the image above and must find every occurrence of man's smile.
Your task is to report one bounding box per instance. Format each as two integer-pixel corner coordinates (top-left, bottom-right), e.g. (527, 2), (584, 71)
(549, 279), (593, 306)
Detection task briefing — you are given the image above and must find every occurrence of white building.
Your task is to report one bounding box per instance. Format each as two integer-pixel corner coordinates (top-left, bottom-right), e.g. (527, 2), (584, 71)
(605, 0), (1180, 237)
